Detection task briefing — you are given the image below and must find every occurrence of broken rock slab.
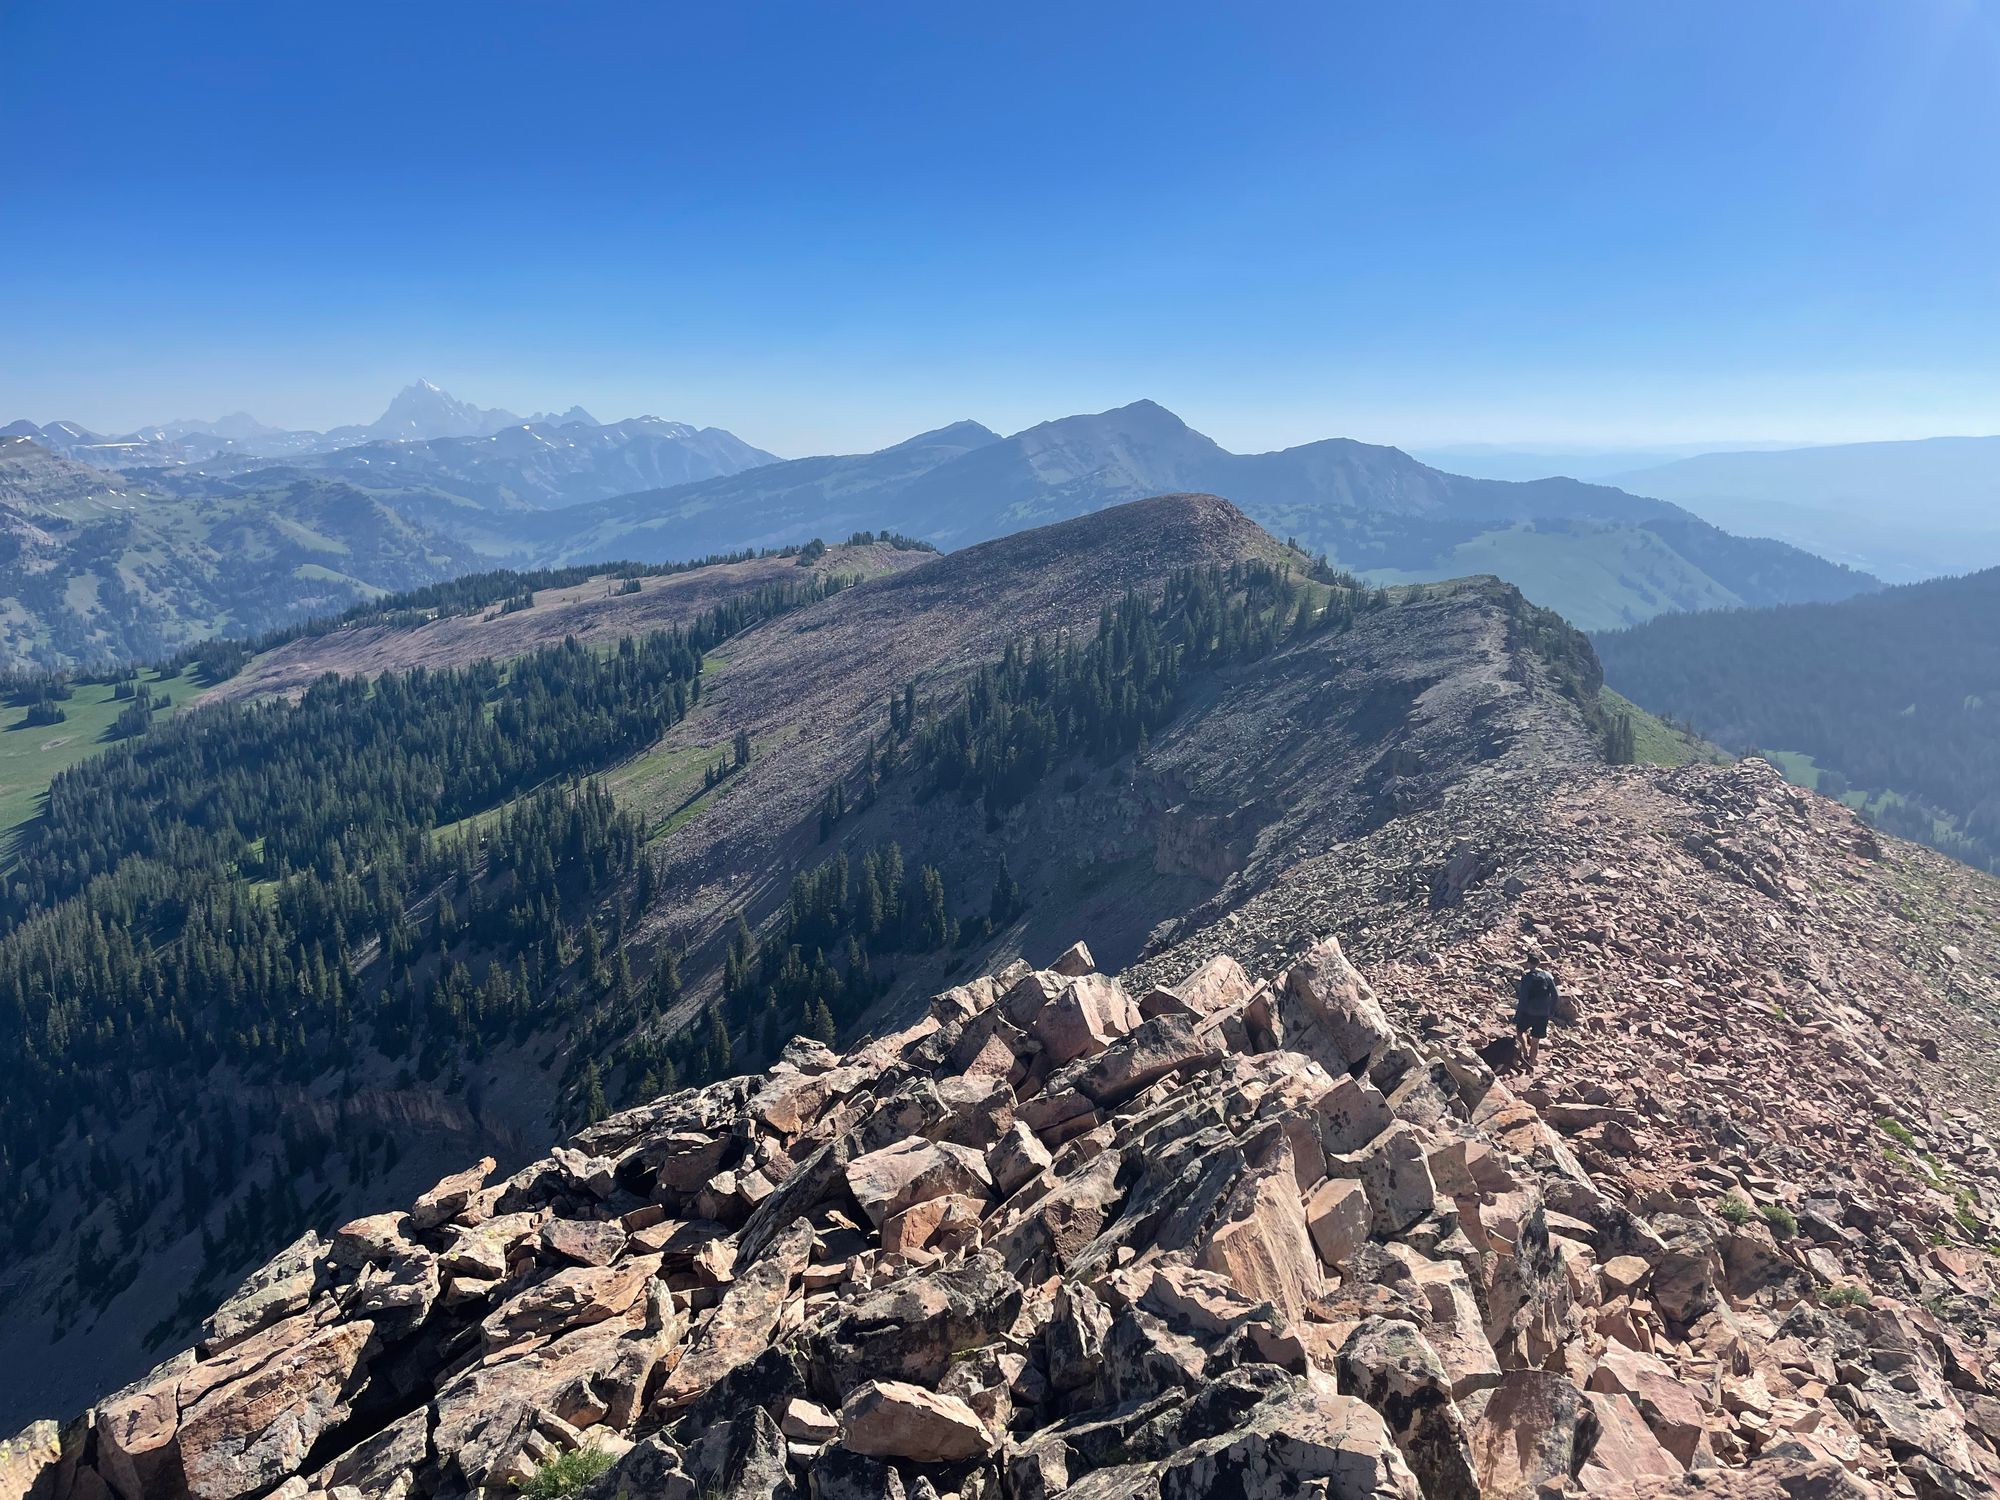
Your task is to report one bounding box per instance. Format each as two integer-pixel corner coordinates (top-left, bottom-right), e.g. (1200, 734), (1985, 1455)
(844, 1137), (992, 1230)
(840, 1380), (994, 1463)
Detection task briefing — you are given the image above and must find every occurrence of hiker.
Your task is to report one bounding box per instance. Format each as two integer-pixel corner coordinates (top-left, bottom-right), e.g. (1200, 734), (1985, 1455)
(1513, 959), (1560, 1069)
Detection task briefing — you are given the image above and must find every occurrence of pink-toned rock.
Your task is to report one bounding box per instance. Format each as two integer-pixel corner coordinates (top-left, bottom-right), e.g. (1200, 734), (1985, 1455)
(1284, 935), (1396, 1070)
(987, 1120), (1053, 1196)
(1175, 954), (1255, 1017)
(841, 1380), (994, 1462)
(647, 1132), (730, 1194)
(1589, 1341), (1712, 1467)
(1467, 1370), (1601, 1500)
(1394, 1249), (1502, 1398)
(781, 1397), (838, 1443)
(327, 1213), (411, 1269)
(883, 1193), (984, 1256)
(753, 1071), (836, 1136)
(1345, 1121), (1438, 1236)
(1313, 1073), (1395, 1155)
(177, 1319), (376, 1500)
(1306, 1177), (1371, 1270)
(541, 1217), (627, 1268)
(1602, 1254), (1652, 1298)
(485, 1258), (656, 1342)
(999, 969), (1066, 1028)
(1576, 1391), (1683, 1491)
(1031, 973), (1141, 1066)
(1074, 1014), (1224, 1108)
(844, 1137), (991, 1230)
(1049, 941), (1096, 977)
(656, 1220), (811, 1408)
(94, 1356), (194, 1500)
(409, 1156), (496, 1230)
(1198, 1147), (1323, 1324)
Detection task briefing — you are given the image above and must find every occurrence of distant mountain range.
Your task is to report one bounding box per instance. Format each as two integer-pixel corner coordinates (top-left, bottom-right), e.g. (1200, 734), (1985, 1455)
(1, 380), (780, 476)
(0, 390), (1883, 668)
(527, 400), (1876, 631)
(0, 432), (480, 667)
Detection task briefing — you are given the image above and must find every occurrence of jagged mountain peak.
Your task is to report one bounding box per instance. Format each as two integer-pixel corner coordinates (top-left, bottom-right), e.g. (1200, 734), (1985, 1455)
(370, 380), (520, 440)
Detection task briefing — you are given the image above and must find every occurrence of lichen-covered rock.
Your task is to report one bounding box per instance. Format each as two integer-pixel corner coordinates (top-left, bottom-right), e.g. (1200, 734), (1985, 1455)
(1336, 1318), (1480, 1500)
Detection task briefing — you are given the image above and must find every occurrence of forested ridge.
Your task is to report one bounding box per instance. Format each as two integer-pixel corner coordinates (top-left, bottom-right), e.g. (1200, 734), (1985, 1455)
(617, 559), (1390, 1109)
(0, 541), (1621, 1373)
(0, 571), (847, 1327)
(1595, 566), (2000, 871)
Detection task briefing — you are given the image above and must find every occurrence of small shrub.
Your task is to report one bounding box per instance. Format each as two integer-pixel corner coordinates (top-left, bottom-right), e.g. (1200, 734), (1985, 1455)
(521, 1447), (615, 1500)
(1715, 1193), (1754, 1227)
(1760, 1203), (1798, 1241)
(1877, 1116), (1917, 1148)
(1953, 1189), (1982, 1238)
(1821, 1284), (1873, 1309)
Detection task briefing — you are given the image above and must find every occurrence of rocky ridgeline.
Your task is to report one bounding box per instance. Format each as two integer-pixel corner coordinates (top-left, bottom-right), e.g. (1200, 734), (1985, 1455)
(12, 932), (1994, 1500)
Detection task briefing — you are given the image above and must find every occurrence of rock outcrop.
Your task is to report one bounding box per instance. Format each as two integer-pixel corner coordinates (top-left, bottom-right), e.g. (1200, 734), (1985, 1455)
(15, 933), (2000, 1499)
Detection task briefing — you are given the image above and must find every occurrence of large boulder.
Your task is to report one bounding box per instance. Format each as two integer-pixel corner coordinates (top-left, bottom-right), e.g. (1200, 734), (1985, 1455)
(1033, 974), (1143, 1066)
(1575, 1391), (1682, 1492)
(840, 1380), (993, 1463)
(1173, 954), (1256, 1018)
(1155, 1384), (1423, 1500)
(1282, 936), (1397, 1073)
(1196, 1146), (1323, 1325)
(805, 1252), (1023, 1392)
(176, 1319), (377, 1500)
(1345, 1122), (1439, 1237)
(1075, 1015), (1224, 1109)
(844, 1138), (991, 1230)
(1306, 1177), (1371, 1270)
(200, 1232), (325, 1355)
(1588, 1342), (1712, 1468)
(656, 1220), (811, 1409)
(1647, 1215), (1723, 1326)
(409, 1156), (496, 1230)
(1465, 1370), (1601, 1499)
(1336, 1318), (1480, 1500)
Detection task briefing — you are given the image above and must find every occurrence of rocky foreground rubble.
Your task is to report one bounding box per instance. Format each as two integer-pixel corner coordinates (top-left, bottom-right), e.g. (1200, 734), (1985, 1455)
(13, 932), (1998, 1500)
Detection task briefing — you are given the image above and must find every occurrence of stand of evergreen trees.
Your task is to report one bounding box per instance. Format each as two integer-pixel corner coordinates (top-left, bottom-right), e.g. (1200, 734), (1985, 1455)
(897, 560), (1383, 821)
(0, 570), (844, 1284)
(1595, 567), (2000, 872)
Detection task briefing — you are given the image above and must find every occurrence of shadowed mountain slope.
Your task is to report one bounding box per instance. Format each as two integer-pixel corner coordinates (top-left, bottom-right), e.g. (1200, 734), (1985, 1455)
(1595, 566), (2000, 872)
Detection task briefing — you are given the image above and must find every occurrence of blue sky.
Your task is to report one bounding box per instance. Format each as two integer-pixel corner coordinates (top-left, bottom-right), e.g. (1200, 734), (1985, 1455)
(4, 1), (1997, 455)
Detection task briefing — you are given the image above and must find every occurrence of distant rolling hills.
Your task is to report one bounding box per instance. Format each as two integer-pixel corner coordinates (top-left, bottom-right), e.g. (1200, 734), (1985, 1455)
(1605, 434), (2000, 583)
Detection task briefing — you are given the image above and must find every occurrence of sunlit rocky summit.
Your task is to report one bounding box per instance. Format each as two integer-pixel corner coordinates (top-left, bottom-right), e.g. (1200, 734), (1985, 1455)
(13, 907), (1995, 1499)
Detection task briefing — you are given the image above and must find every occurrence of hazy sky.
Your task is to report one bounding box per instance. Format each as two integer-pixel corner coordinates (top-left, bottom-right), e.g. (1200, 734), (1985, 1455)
(5, 1), (1998, 457)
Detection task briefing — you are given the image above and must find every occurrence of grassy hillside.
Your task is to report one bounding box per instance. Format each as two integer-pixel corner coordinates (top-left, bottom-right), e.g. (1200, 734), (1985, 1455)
(1366, 521), (1744, 631)
(0, 667), (205, 840)
(1601, 687), (1731, 768)
(0, 470), (481, 671)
